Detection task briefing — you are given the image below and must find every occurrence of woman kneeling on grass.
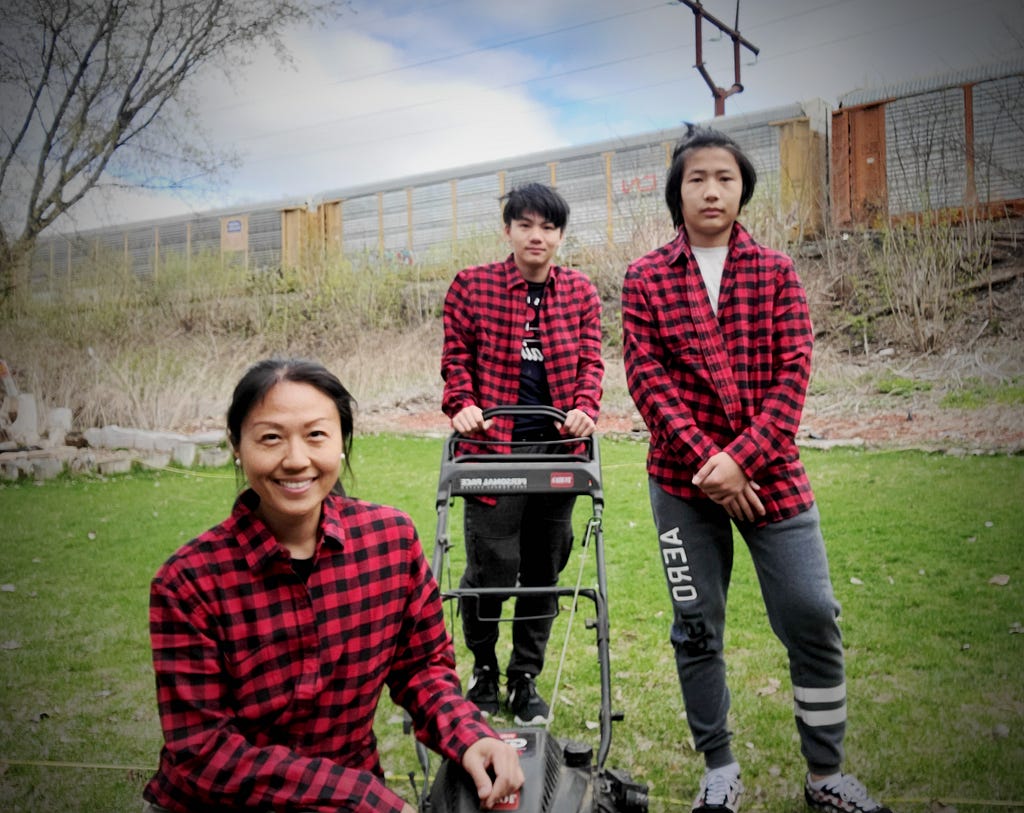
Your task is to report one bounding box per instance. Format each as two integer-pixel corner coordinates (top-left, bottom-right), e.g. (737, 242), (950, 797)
(143, 358), (523, 813)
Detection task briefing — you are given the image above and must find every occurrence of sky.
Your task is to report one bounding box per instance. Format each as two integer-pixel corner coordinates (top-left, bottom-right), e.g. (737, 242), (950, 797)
(63, 0), (1024, 232)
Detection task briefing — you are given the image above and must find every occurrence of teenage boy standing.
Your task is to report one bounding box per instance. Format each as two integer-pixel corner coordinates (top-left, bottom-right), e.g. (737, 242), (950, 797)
(441, 182), (603, 726)
(621, 127), (893, 813)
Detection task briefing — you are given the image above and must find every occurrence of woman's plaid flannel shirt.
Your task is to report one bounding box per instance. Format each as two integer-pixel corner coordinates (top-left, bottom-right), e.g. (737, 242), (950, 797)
(145, 491), (495, 812)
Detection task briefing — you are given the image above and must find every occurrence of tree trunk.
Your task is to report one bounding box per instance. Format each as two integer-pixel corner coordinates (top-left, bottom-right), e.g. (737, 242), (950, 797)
(1, 238), (35, 315)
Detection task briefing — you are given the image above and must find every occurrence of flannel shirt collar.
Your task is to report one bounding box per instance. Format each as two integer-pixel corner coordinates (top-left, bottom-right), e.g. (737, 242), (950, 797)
(231, 489), (346, 573)
(665, 221), (758, 267)
(501, 253), (563, 290)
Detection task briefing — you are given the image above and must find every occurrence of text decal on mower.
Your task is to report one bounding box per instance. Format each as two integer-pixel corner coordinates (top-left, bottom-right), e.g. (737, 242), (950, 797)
(549, 471), (574, 488)
(493, 791), (521, 810)
(458, 476), (529, 491)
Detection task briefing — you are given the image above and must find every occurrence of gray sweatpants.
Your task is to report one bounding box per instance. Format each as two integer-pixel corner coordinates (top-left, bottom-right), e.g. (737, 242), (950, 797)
(649, 480), (846, 775)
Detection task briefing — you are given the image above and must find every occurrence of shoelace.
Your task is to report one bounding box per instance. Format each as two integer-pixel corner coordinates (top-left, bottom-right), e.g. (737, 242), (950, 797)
(827, 775), (878, 810)
(703, 770), (739, 805)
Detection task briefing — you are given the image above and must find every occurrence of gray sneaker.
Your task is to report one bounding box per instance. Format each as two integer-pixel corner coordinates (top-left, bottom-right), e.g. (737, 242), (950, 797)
(804, 773), (893, 813)
(692, 765), (743, 813)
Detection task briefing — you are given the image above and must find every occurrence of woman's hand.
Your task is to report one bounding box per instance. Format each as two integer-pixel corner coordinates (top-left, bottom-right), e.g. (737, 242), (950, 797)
(460, 737), (525, 809)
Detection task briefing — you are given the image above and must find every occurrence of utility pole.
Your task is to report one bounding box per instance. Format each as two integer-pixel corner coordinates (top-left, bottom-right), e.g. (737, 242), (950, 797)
(677, 0), (759, 117)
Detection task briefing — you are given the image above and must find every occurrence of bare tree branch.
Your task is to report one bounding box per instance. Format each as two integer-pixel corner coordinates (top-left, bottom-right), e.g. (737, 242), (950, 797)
(0, 0), (348, 305)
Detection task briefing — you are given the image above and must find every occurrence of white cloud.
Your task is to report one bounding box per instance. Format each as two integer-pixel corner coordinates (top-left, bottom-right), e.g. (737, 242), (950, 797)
(55, 0), (1024, 231)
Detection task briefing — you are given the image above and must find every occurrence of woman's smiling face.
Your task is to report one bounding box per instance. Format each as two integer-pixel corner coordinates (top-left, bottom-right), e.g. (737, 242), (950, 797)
(236, 379), (343, 535)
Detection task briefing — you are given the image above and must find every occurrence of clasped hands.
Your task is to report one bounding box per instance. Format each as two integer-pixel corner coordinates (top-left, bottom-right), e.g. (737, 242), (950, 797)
(692, 451), (766, 523)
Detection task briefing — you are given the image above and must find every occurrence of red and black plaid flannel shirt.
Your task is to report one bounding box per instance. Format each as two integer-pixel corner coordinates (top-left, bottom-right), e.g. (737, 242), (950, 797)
(441, 254), (604, 443)
(622, 223), (815, 524)
(144, 490), (494, 812)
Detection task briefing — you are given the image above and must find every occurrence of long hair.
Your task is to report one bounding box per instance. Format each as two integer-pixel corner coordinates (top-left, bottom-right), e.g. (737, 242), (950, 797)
(227, 358), (355, 495)
(665, 124), (758, 229)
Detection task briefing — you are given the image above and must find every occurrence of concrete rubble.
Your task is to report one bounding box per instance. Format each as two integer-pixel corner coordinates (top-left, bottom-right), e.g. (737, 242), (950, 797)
(0, 361), (230, 482)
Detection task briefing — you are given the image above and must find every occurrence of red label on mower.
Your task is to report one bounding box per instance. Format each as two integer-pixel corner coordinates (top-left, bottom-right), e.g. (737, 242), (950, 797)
(550, 472), (574, 488)
(493, 791), (520, 810)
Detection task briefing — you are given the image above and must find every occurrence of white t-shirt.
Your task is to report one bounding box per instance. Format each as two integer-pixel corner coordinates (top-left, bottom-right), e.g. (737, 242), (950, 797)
(691, 245), (729, 315)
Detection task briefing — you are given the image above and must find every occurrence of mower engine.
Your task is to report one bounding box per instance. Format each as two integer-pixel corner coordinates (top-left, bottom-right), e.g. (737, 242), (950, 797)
(423, 728), (648, 813)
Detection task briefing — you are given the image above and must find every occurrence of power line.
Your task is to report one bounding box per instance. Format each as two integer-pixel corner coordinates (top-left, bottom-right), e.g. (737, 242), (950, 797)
(324, 2), (667, 86)
(211, 2), (1000, 167)
(206, 1), (669, 116)
(176, 1), (1013, 189)
(227, 40), (695, 146)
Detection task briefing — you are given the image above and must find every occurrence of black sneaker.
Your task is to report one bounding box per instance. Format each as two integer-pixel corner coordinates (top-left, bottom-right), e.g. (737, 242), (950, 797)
(804, 773), (893, 813)
(507, 673), (550, 726)
(465, 665), (499, 717)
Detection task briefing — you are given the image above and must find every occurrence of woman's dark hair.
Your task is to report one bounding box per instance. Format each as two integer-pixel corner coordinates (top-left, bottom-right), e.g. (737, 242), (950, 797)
(665, 124), (758, 229)
(502, 182), (570, 230)
(227, 358), (355, 495)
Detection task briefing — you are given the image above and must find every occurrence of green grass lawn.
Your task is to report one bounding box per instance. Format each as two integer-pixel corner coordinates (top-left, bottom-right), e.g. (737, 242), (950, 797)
(1, 436), (1021, 812)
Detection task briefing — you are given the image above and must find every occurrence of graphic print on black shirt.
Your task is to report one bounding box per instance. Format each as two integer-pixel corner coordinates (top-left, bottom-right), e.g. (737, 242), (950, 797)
(516, 281), (553, 438)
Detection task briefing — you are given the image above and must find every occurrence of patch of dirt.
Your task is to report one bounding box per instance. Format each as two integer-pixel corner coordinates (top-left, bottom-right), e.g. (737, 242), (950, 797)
(360, 271), (1024, 455)
(362, 399), (1024, 454)
(798, 400), (1024, 453)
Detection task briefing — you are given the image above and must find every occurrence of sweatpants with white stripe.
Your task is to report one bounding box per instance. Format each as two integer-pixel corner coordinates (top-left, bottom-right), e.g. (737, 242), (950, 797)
(649, 481), (846, 775)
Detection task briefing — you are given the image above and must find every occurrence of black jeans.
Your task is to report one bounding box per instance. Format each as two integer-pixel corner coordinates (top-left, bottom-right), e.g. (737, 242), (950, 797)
(460, 487), (575, 679)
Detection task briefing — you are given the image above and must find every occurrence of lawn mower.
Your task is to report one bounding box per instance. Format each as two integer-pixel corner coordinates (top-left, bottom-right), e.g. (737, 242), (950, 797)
(414, 405), (648, 813)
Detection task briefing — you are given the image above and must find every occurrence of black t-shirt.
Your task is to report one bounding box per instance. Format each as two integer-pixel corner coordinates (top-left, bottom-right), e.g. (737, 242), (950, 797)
(515, 281), (554, 438)
(291, 555), (315, 582)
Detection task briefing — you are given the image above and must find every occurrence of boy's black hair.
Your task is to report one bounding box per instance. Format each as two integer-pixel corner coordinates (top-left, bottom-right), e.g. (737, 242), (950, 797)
(664, 124), (758, 229)
(501, 182), (570, 231)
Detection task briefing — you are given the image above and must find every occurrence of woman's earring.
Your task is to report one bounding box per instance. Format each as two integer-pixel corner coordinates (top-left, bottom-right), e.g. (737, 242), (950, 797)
(339, 452), (346, 460)
(234, 457), (240, 467)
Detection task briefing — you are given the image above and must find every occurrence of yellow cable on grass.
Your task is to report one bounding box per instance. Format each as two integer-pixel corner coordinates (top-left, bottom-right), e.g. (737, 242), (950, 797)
(0, 758), (152, 772)
(138, 461), (234, 478)
(0, 759), (410, 788)
(646, 794), (1024, 809)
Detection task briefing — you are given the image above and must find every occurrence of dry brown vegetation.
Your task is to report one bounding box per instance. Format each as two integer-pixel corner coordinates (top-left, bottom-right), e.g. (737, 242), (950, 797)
(2, 214), (1023, 452)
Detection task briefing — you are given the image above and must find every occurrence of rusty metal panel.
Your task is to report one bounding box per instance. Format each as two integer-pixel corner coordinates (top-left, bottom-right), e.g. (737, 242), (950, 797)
(832, 105), (888, 227)
(851, 105), (887, 225)
(830, 109), (852, 228)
